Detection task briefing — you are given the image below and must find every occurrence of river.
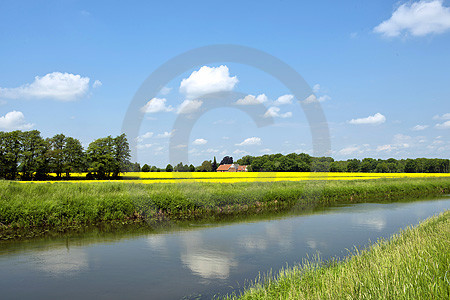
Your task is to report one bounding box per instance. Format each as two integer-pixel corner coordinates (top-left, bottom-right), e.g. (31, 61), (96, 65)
(1, 196), (449, 299)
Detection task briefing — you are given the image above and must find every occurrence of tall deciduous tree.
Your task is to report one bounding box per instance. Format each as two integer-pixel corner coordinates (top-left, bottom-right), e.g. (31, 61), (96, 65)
(50, 134), (66, 178)
(64, 137), (85, 177)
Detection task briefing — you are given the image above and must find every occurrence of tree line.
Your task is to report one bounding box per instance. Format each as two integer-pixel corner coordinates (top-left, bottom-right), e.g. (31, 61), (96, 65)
(1, 130), (448, 179)
(236, 153), (449, 173)
(0, 130), (134, 180)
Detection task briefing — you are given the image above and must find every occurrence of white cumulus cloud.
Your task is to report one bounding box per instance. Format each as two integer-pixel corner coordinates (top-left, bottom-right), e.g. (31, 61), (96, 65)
(177, 99), (203, 114)
(264, 107), (292, 118)
(136, 131), (154, 142)
(0, 72), (92, 101)
(349, 113), (386, 125)
(0, 110), (34, 130)
(156, 131), (174, 138)
(179, 65), (238, 99)
(374, 0), (450, 37)
(236, 137), (262, 146)
(273, 94), (294, 106)
(436, 120), (450, 129)
(141, 98), (173, 113)
(412, 124), (429, 131)
(193, 138), (207, 145)
(433, 113), (450, 120)
(92, 80), (102, 88)
(338, 146), (361, 156)
(235, 94), (267, 105)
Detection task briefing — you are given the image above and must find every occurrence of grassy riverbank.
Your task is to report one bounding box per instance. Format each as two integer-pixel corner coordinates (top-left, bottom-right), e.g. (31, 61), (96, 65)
(1, 178), (450, 238)
(224, 210), (450, 300)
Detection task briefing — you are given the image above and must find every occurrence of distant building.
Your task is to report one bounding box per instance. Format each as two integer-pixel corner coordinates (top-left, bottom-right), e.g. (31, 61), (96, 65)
(217, 164), (248, 172)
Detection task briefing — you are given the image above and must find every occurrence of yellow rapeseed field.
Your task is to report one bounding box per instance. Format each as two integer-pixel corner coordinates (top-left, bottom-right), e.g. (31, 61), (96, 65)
(33, 172), (450, 184)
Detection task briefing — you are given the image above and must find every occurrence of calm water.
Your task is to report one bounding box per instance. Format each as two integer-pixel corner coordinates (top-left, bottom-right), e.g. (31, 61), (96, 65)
(1, 197), (449, 299)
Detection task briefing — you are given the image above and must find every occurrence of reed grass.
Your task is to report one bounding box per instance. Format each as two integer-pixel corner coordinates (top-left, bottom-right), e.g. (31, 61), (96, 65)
(223, 210), (450, 300)
(1, 178), (450, 232)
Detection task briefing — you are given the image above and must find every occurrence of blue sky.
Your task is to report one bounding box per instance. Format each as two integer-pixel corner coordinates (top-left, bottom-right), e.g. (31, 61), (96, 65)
(0, 0), (449, 167)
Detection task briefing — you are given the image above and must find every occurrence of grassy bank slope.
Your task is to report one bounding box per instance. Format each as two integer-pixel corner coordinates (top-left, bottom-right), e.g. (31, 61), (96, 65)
(1, 178), (450, 232)
(225, 210), (450, 300)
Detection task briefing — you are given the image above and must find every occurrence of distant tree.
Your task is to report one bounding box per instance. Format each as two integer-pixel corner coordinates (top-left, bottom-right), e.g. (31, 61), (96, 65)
(220, 156), (233, 165)
(375, 162), (389, 173)
(151, 166), (157, 172)
(346, 159), (361, 172)
(86, 136), (115, 178)
(212, 156), (218, 172)
(20, 130), (47, 179)
(165, 164), (173, 172)
(189, 164), (195, 172)
(404, 159), (417, 173)
(198, 160), (213, 172)
(63, 137), (85, 177)
(236, 155), (254, 166)
(113, 133), (131, 177)
(2, 131), (23, 179)
(360, 158), (376, 173)
(49, 134), (66, 178)
(174, 162), (190, 172)
(142, 164), (151, 172)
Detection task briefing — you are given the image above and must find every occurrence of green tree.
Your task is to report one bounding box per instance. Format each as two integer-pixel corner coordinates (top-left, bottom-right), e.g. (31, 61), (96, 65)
(165, 164), (173, 172)
(113, 133), (131, 177)
(49, 134), (66, 178)
(198, 160), (213, 172)
(63, 137), (85, 177)
(189, 164), (195, 172)
(20, 130), (46, 179)
(141, 164), (150, 172)
(86, 136), (115, 178)
(1, 131), (23, 179)
(346, 159), (361, 172)
(212, 156), (218, 172)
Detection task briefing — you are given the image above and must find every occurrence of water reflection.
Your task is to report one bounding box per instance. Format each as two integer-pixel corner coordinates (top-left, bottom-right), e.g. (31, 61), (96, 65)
(0, 198), (448, 300)
(181, 232), (237, 280)
(351, 214), (387, 231)
(30, 246), (88, 276)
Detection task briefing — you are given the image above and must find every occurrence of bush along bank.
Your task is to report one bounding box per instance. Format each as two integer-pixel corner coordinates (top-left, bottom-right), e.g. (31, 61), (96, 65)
(1, 178), (450, 238)
(223, 210), (450, 300)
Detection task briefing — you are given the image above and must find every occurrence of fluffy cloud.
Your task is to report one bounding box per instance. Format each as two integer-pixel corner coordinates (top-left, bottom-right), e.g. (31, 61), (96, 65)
(264, 107), (292, 118)
(0, 72), (91, 101)
(349, 113), (386, 125)
(412, 124), (429, 131)
(273, 94), (294, 106)
(433, 113), (450, 120)
(193, 138), (207, 145)
(177, 99), (203, 114)
(435, 120), (450, 129)
(179, 65), (238, 99)
(233, 149), (249, 155)
(92, 80), (102, 88)
(236, 137), (262, 146)
(235, 94), (267, 105)
(136, 131), (153, 142)
(303, 94), (331, 104)
(136, 144), (152, 149)
(374, 0), (450, 37)
(159, 86), (172, 95)
(377, 134), (412, 152)
(0, 110), (34, 130)
(141, 98), (173, 113)
(338, 146), (361, 156)
(156, 131), (174, 138)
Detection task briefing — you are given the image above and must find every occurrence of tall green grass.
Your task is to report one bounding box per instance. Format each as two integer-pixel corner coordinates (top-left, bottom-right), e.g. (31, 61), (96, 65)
(224, 210), (450, 300)
(1, 178), (450, 231)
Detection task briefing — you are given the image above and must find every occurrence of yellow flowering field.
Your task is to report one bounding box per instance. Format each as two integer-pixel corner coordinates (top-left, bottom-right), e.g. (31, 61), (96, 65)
(32, 172), (450, 184)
